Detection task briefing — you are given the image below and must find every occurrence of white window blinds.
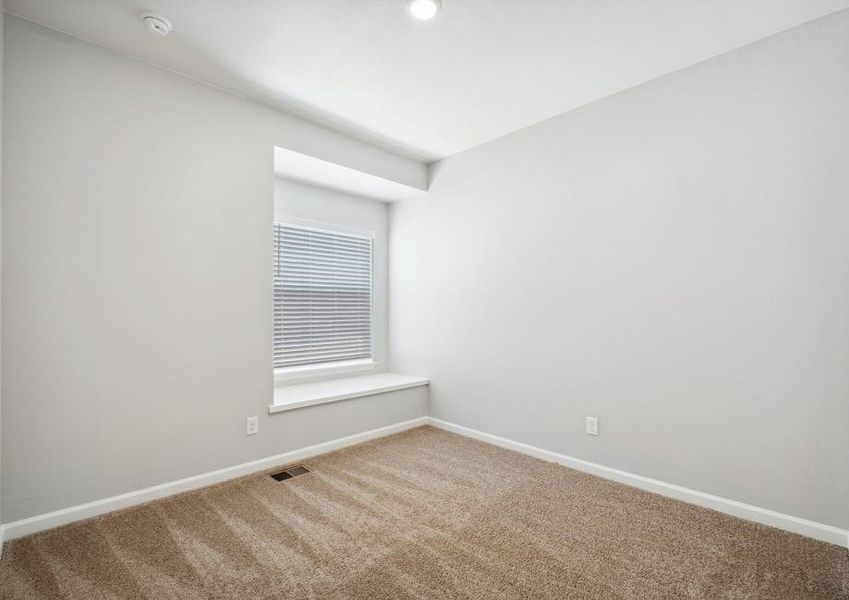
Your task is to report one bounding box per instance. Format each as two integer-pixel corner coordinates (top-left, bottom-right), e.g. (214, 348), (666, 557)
(273, 223), (374, 369)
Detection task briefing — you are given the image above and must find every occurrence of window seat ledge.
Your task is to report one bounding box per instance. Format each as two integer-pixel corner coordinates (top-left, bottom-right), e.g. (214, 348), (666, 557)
(269, 373), (429, 414)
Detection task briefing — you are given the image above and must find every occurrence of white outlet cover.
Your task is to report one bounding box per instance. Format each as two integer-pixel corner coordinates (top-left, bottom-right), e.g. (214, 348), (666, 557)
(246, 416), (259, 436)
(586, 416), (599, 436)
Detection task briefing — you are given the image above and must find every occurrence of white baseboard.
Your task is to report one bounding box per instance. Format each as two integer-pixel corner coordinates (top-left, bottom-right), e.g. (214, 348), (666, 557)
(1, 416), (427, 543)
(4, 415), (846, 551)
(425, 417), (849, 549)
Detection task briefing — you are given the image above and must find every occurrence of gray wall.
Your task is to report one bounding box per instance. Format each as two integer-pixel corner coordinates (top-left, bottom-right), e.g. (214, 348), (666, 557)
(1, 16), (426, 523)
(0, 0), (5, 531)
(390, 11), (849, 528)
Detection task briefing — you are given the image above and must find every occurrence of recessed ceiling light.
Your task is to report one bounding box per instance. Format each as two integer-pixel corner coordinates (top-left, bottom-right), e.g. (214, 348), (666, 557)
(407, 0), (442, 21)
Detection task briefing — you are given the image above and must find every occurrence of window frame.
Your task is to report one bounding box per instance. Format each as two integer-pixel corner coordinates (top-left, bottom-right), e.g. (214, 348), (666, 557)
(273, 217), (377, 384)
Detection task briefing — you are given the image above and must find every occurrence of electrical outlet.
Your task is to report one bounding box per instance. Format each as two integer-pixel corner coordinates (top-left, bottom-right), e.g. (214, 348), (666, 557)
(246, 416), (259, 436)
(586, 416), (599, 436)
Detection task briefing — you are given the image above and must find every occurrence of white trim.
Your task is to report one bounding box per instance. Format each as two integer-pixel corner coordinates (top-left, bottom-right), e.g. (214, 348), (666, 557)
(425, 417), (849, 549)
(1, 417), (427, 542)
(4, 415), (845, 550)
(271, 373), (428, 414)
(275, 358), (377, 385)
(278, 216), (376, 241)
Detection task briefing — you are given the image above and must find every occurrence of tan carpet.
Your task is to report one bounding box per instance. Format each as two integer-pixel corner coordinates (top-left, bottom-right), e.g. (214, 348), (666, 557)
(1, 426), (847, 599)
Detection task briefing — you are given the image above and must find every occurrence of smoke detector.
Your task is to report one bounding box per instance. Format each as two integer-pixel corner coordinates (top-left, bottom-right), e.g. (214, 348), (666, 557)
(142, 13), (172, 36)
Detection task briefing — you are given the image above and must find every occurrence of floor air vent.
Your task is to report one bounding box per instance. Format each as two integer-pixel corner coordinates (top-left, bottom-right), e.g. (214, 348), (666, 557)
(271, 465), (310, 481)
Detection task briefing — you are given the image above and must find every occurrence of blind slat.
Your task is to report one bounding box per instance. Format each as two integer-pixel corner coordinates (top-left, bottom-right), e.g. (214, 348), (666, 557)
(273, 223), (373, 369)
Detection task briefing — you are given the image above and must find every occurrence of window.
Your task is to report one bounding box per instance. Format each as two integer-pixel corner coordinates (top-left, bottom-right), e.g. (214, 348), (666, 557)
(273, 222), (374, 372)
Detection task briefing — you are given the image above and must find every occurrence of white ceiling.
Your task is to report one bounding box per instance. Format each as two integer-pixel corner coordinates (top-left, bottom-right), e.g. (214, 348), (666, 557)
(8, 0), (849, 162)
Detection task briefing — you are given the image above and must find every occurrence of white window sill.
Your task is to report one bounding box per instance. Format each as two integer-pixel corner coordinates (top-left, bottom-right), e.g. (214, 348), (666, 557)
(269, 372), (429, 414)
